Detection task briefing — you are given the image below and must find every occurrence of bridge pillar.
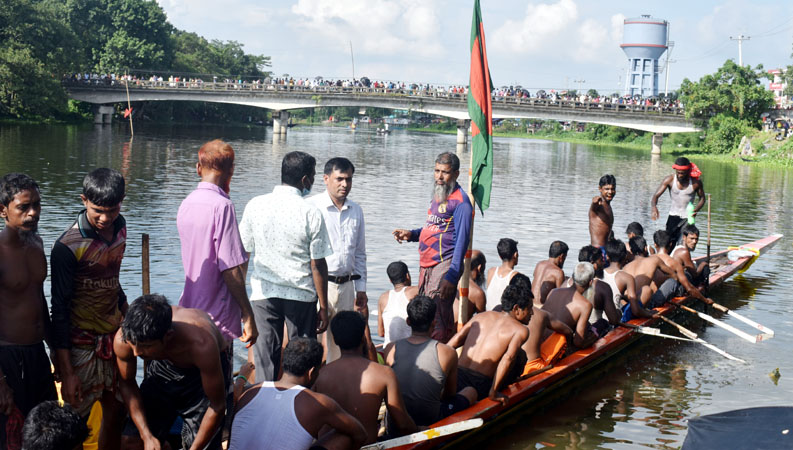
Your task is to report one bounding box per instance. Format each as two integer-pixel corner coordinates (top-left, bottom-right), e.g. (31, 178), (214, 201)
(456, 119), (470, 145)
(93, 105), (114, 124)
(651, 133), (663, 155)
(273, 110), (289, 135)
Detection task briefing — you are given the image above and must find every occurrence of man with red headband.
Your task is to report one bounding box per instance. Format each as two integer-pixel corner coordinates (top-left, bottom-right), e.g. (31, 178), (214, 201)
(650, 157), (705, 245)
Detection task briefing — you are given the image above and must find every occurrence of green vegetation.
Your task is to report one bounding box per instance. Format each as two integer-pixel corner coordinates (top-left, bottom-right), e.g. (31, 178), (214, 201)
(0, 0), (270, 122)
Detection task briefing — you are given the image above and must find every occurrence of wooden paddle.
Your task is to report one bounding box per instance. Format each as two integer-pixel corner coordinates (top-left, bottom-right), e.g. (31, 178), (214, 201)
(677, 304), (766, 343)
(656, 315), (745, 362)
(620, 322), (696, 342)
(142, 233), (150, 295)
(360, 418), (484, 450)
(708, 302), (775, 337)
(705, 193), (711, 294)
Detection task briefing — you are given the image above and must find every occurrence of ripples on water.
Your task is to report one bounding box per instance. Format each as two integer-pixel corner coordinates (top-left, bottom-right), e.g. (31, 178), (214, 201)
(1, 123), (791, 449)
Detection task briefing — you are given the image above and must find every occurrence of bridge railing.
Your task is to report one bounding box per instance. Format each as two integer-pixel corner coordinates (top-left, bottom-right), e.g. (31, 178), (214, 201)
(62, 79), (685, 116)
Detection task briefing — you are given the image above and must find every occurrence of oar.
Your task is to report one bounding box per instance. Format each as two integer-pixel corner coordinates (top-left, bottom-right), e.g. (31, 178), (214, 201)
(707, 302), (775, 337)
(677, 304), (761, 344)
(621, 322), (697, 342)
(360, 418), (484, 450)
(656, 315), (745, 363)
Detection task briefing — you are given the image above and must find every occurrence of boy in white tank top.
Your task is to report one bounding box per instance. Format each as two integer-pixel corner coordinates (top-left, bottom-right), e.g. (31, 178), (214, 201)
(485, 238), (519, 310)
(378, 262), (419, 344)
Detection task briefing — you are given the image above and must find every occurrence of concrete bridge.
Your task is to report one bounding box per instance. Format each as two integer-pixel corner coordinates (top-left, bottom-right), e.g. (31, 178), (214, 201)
(65, 80), (699, 154)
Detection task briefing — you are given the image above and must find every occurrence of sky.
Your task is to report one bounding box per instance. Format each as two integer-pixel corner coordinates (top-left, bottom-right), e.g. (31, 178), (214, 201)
(156, 0), (793, 94)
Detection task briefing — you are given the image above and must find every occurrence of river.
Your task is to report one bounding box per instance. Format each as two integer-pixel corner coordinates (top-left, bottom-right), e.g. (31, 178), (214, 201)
(1, 122), (791, 448)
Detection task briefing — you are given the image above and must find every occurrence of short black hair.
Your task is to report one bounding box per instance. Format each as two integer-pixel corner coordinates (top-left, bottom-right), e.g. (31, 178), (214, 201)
(681, 224), (700, 237)
(501, 284), (531, 312)
(0, 173), (39, 206)
(122, 294), (173, 345)
(674, 156), (691, 167)
(653, 229), (672, 251)
(496, 238), (518, 260)
(386, 261), (409, 285)
(578, 245), (601, 264)
(605, 239), (627, 264)
(625, 222), (644, 237)
(435, 152), (460, 172)
(281, 151), (316, 187)
(407, 295), (435, 333)
(282, 337), (324, 377)
(599, 174), (616, 187)
(471, 251), (487, 272)
(508, 273), (533, 300)
(330, 311), (365, 350)
(22, 401), (88, 450)
(549, 240), (569, 258)
(629, 236), (648, 256)
(324, 157), (355, 175)
(82, 168), (125, 206)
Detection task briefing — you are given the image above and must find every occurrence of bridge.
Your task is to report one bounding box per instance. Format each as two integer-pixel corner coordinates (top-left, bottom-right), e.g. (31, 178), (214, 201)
(65, 80), (699, 154)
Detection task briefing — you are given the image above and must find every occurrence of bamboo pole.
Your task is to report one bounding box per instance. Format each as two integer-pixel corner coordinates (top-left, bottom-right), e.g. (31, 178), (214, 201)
(458, 146), (474, 330)
(705, 193), (711, 293)
(124, 71), (134, 137)
(142, 233), (150, 295)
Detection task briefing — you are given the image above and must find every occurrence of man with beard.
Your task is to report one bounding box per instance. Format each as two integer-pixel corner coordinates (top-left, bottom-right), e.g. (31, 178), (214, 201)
(393, 153), (473, 342)
(0, 173), (57, 450)
(650, 157), (705, 245)
(589, 175), (616, 249)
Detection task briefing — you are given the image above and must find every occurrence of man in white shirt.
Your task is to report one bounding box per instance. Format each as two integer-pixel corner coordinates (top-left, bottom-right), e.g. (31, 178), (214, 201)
(239, 151), (333, 382)
(308, 157), (368, 362)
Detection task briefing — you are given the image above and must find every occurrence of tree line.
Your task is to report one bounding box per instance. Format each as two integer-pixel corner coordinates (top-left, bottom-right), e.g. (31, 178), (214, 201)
(0, 0), (271, 121)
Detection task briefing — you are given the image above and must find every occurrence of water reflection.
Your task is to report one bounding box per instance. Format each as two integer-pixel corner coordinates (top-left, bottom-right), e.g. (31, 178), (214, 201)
(1, 123), (791, 449)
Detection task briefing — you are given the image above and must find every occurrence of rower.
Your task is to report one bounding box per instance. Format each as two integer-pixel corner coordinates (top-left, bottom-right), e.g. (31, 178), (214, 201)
(623, 236), (678, 308)
(455, 250), (487, 323)
(485, 238), (519, 311)
(541, 263), (598, 350)
(602, 240), (655, 321)
(650, 157), (705, 245)
(625, 221), (654, 263)
(672, 224), (709, 285)
(576, 246), (622, 337)
(652, 230), (713, 306)
(589, 174), (616, 248)
(378, 261), (419, 346)
(531, 240), (568, 305)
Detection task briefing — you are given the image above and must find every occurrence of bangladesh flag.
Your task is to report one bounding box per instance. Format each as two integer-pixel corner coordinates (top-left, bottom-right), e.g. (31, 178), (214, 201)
(467, 0), (493, 213)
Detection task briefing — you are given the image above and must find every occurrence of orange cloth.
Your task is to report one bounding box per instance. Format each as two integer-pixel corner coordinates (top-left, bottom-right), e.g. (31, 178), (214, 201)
(522, 332), (567, 376)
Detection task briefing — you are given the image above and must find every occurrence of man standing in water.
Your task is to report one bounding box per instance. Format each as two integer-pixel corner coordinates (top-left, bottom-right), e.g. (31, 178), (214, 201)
(650, 157), (705, 245)
(0, 173), (57, 450)
(392, 152), (473, 342)
(589, 175), (616, 249)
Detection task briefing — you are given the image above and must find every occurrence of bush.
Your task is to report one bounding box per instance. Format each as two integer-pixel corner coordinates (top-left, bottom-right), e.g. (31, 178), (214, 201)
(703, 114), (755, 154)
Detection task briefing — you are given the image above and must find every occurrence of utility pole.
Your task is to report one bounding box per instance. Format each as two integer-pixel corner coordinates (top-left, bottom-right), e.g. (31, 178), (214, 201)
(574, 78), (585, 94)
(349, 41), (355, 83)
(730, 34), (751, 66)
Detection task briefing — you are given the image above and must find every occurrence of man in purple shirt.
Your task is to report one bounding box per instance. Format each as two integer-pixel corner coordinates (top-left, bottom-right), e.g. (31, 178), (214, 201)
(177, 139), (258, 354)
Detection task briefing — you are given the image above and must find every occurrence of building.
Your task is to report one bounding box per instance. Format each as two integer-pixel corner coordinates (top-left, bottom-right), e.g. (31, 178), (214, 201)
(621, 15), (668, 98)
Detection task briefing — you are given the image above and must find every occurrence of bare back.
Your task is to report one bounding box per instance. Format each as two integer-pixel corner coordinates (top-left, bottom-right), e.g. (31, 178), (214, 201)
(165, 307), (228, 367)
(456, 311), (528, 378)
(541, 287), (592, 339)
(0, 234), (47, 345)
(532, 260), (563, 304)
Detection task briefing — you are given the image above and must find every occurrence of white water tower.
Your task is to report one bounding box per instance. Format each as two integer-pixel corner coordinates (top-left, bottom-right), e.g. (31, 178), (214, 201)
(621, 15), (668, 97)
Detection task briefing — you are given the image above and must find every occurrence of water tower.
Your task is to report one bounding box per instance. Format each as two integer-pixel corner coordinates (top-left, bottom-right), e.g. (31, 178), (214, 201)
(621, 15), (668, 97)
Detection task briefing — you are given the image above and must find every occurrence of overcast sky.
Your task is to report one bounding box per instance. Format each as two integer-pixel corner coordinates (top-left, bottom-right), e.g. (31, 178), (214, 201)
(156, 0), (793, 93)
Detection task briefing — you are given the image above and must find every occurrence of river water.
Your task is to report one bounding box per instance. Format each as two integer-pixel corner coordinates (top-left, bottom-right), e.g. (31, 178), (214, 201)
(1, 122), (791, 448)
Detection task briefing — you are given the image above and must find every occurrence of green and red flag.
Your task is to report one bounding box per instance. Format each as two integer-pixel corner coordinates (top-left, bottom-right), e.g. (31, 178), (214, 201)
(467, 0), (493, 213)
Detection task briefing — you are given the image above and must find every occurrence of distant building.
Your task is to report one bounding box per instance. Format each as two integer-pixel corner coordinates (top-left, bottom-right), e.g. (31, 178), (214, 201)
(768, 69), (789, 108)
(621, 15), (668, 98)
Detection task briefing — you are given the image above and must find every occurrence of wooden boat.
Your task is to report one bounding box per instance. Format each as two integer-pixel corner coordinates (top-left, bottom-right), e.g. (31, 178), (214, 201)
(395, 233), (783, 449)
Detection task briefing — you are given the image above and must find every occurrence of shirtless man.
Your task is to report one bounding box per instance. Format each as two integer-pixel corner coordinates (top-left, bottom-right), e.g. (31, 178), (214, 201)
(378, 261), (419, 345)
(447, 284), (531, 404)
(531, 241), (568, 305)
(454, 250), (487, 323)
(652, 230), (712, 306)
(0, 173), (57, 449)
(541, 263), (599, 350)
(230, 338), (367, 450)
(314, 311), (416, 444)
(116, 295), (231, 450)
(603, 240), (657, 322)
(575, 246), (622, 335)
(625, 222), (654, 262)
(623, 236), (678, 310)
(650, 157), (705, 245)
(672, 225), (708, 284)
(589, 174), (616, 248)
(485, 238), (519, 311)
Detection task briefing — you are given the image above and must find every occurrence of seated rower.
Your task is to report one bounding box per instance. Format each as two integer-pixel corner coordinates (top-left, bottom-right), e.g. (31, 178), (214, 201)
(625, 222), (654, 263)
(378, 261), (419, 346)
(575, 245), (622, 336)
(454, 249), (487, 323)
(672, 224), (709, 284)
(446, 284), (532, 405)
(314, 311), (417, 444)
(230, 338), (367, 450)
(603, 240), (657, 322)
(531, 240), (569, 305)
(652, 230), (713, 306)
(115, 295), (231, 450)
(623, 236), (678, 308)
(384, 296), (475, 429)
(485, 238), (519, 311)
(541, 263), (599, 350)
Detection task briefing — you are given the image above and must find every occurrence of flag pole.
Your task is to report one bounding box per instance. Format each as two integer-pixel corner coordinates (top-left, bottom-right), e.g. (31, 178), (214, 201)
(458, 147), (475, 330)
(124, 71), (134, 137)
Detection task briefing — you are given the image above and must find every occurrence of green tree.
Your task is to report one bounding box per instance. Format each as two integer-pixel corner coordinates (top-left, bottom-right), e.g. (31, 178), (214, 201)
(586, 88), (599, 97)
(679, 60), (773, 127)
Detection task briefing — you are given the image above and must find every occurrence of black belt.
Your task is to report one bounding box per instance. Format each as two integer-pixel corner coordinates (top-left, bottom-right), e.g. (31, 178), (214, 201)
(328, 274), (361, 284)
